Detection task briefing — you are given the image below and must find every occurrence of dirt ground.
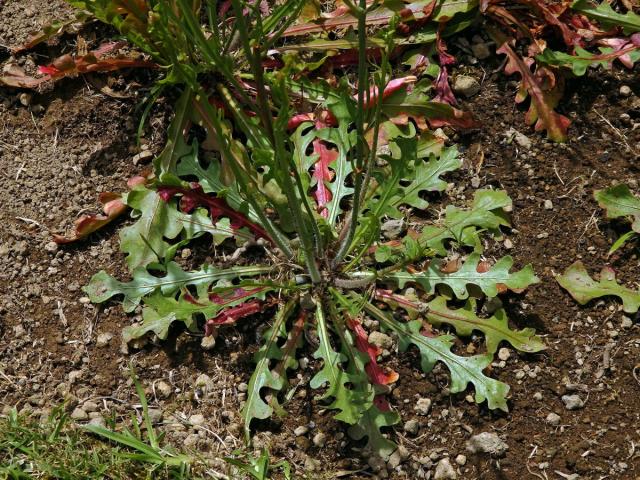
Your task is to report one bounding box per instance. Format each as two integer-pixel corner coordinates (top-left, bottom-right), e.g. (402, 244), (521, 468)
(1, 1), (639, 479)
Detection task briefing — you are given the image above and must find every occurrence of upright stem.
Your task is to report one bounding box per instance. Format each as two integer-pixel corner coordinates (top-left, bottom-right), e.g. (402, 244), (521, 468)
(331, 0), (369, 269)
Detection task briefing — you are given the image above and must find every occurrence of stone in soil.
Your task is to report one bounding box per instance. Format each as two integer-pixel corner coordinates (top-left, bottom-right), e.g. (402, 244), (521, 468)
(95, 332), (113, 348)
(466, 432), (509, 457)
(156, 380), (172, 399)
(70, 407), (88, 421)
(434, 457), (457, 479)
(546, 412), (561, 426)
(404, 419), (419, 435)
(415, 397), (432, 415)
(453, 75), (481, 98)
(368, 331), (393, 350)
(562, 394), (584, 410)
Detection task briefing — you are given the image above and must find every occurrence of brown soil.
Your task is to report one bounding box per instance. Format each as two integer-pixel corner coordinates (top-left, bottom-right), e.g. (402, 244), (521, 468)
(1, 2), (639, 479)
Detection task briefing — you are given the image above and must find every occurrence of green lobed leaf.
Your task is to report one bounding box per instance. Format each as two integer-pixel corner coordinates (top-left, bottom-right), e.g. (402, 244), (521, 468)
(426, 296), (545, 354)
(571, 0), (640, 35)
(310, 305), (374, 424)
(365, 302), (510, 411)
(595, 184), (640, 233)
(347, 405), (400, 461)
(536, 46), (640, 76)
(241, 301), (294, 441)
(83, 263), (271, 312)
(385, 253), (539, 299)
(557, 261), (640, 313)
(420, 189), (512, 255)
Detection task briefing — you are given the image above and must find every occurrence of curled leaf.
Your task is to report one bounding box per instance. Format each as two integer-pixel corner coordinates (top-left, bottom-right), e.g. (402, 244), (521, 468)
(53, 192), (127, 244)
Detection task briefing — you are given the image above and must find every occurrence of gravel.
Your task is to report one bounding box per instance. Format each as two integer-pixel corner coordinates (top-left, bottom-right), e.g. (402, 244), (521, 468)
(466, 432), (509, 457)
(404, 419), (420, 435)
(294, 425), (309, 436)
(562, 394), (585, 410)
(546, 412), (561, 426)
(368, 331), (393, 350)
(453, 75), (481, 98)
(434, 457), (457, 479)
(414, 398), (431, 417)
(156, 380), (172, 399)
(95, 332), (113, 348)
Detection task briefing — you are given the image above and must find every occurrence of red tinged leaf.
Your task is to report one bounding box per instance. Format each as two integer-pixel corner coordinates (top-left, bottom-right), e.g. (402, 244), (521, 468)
(373, 395), (392, 411)
(0, 42), (155, 90)
(157, 183), (272, 243)
(347, 317), (399, 386)
(288, 113), (314, 130)
(209, 287), (267, 305)
(496, 41), (570, 142)
(522, 0), (581, 47)
(433, 66), (456, 105)
(53, 192), (127, 244)
(205, 300), (265, 335)
(359, 76), (417, 109)
(311, 137), (339, 218)
(275, 310), (306, 378)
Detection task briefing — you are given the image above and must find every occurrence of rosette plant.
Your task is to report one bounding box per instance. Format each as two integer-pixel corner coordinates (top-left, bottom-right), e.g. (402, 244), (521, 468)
(73, 0), (544, 458)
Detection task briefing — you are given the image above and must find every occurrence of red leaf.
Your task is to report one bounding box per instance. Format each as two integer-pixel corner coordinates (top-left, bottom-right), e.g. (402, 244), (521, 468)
(433, 66), (457, 105)
(359, 76), (417, 109)
(311, 138), (338, 218)
(157, 183), (272, 243)
(347, 317), (399, 386)
(205, 300), (265, 335)
(53, 192), (127, 244)
(497, 41), (570, 142)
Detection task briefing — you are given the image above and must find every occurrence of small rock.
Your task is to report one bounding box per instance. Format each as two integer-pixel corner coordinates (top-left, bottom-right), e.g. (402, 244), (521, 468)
(294, 425), (309, 436)
(404, 419), (419, 435)
(313, 432), (327, 447)
(237, 382), (248, 393)
(381, 219), (404, 240)
(71, 407), (88, 421)
(156, 380), (172, 399)
(415, 397), (432, 416)
(184, 433), (199, 448)
(88, 416), (105, 427)
(546, 412), (561, 426)
(620, 85), (632, 97)
(562, 394), (584, 410)
(497, 347), (511, 361)
(13, 325), (25, 338)
(368, 456), (386, 473)
(96, 332), (113, 348)
(536, 232), (549, 239)
(533, 392), (543, 401)
(452, 75), (481, 98)
(189, 414), (205, 426)
(148, 408), (163, 424)
(434, 457), (457, 479)
(455, 454), (467, 466)
(621, 316), (633, 329)
(506, 128), (532, 150)
(368, 331), (393, 350)
(387, 448), (405, 469)
(68, 370), (83, 384)
(44, 241), (58, 253)
(200, 335), (215, 350)
(471, 42), (491, 60)
(504, 238), (513, 249)
(83, 401), (98, 413)
(466, 432), (509, 457)
(19, 93), (32, 107)
(544, 200), (553, 210)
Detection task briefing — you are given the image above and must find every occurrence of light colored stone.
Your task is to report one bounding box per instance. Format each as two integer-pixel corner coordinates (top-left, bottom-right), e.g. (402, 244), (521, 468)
(466, 432), (509, 456)
(313, 432), (327, 447)
(620, 85), (632, 97)
(368, 331), (393, 350)
(452, 75), (481, 98)
(96, 332), (113, 348)
(546, 412), (561, 426)
(434, 457), (457, 479)
(70, 407), (88, 420)
(184, 433), (199, 448)
(200, 335), (216, 350)
(381, 219), (404, 240)
(621, 316), (633, 329)
(404, 419), (419, 435)
(562, 394), (584, 410)
(544, 200), (553, 210)
(148, 408), (163, 424)
(455, 454), (467, 466)
(387, 448), (404, 469)
(415, 397), (432, 416)
(506, 128), (532, 150)
(83, 401), (98, 413)
(156, 380), (172, 399)
(44, 241), (58, 253)
(189, 414), (206, 426)
(497, 347), (511, 361)
(294, 425), (309, 436)
(504, 238), (514, 249)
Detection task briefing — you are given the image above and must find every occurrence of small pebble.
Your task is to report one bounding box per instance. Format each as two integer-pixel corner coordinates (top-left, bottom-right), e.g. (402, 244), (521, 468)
(504, 238), (514, 249)
(544, 200), (553, 210)
(404, 419), (419, 435)
(44, 241), (58, 253)
(455, 454), (467, 466)
(415, 397), (432, 415)
(70, 407), (88, 421)
(620, 85), (632, 97)
(497, 347), (511, 361)
(434, 457), (457, 479)
(294, 425), (309, 436)
(156, 380), (172, 399)
(189, 414), (206, 426)
(466, 432), (509, 456)
(562, 394), (584, 410)
(533, 392), (543, 401)
(313, 432), (327, 447)
(621, 316), (633, 329)
(546, 412), (561, 426)
(95, 332), (113, 348)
